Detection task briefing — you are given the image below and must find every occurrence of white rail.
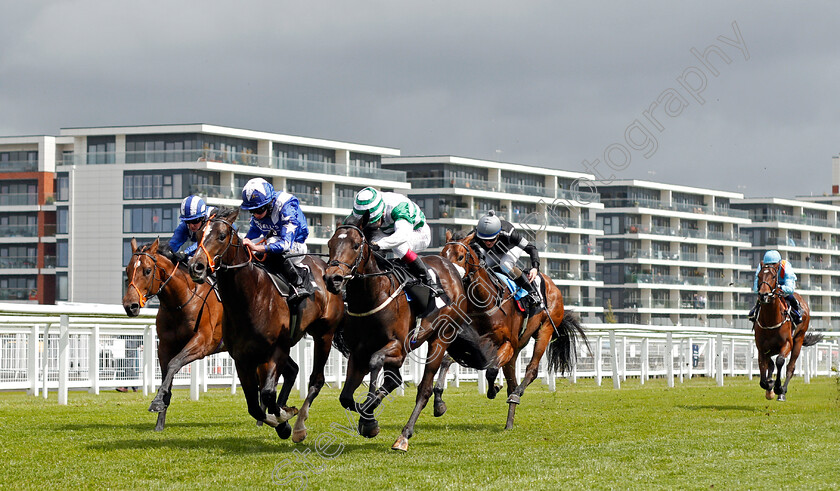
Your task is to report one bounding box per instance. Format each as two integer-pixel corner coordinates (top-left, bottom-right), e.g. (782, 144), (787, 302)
(1, 303), (838, 404)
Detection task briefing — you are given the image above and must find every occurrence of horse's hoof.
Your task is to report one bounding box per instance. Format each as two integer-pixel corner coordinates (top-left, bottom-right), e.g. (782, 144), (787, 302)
(292, 429), (307, 443)
(504, 421), (514, 430)
(391, 435), (409, 452)
(148, 400), (166, 413)
(506, 394), (521, 405)
(433, 401), (447, 417)
(275, 422), (292, 439)
(263, 414), (280, 428)
(765, 391), (774, 400)
(777, 394), (786, 402)
(256, 420), (264, 427)
(279, 406), (299, 423)
(487, 385), (501, 400)
(358, 419), (380, 438)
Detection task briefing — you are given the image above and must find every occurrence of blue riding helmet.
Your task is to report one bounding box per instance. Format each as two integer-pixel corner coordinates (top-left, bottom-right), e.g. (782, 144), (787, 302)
(763, 250), (782, 264)
(179, 195), (207, 222)
(240, 178), (277, 210)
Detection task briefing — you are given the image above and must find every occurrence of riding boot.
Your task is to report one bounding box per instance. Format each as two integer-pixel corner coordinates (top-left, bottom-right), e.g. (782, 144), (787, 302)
(514, 274), (543, 309)
(747, 299), (759, 322)
(282, 259), (311, 302)
(785, 294), (802, 324)
(407, 257), (444, 297)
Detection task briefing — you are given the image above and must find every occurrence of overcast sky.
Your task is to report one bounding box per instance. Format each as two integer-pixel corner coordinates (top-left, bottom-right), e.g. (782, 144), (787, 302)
(1, 2), (838, 198)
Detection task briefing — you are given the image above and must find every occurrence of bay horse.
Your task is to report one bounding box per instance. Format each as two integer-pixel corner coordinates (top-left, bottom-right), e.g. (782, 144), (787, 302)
(122, 238), (225, 432)
(188, 208), (344, 443)
(437, 230), (587, 429)
(753, 261), (823, 401)
(324, 213), (474, 452)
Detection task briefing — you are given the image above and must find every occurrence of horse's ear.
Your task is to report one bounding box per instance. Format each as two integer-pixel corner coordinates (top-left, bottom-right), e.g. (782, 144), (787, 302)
(445, 229), (453, 242)
(229, 208), (239, 223)
(130, 238), (138, 253)
(465, 231), (476, 243)
(150, 238), (159, 253)
(359, 210), (370, 229)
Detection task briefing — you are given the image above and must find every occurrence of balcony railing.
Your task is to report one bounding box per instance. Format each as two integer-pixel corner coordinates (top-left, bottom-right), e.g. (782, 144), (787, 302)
(500, 182), (552, 198)
(749, 212), (836, 228)
(406, 178), (600, 202)
(0, 287), (37, 301)
(544, 243), (602, 255)
(0, 160), (38, 172)
(563, 296), (603, 307)
(0, 225), (39, 237)
(602, 198), (749, 218)
(0, 193), (39, 206)
(308, 226), (334, 239)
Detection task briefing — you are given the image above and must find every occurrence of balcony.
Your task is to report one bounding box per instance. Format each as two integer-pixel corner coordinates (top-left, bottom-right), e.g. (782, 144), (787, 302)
(0, 256), (37, 269)
(602, 198), (749, 218)
(0, 160), (38, 172)
(406, 178), (600, 202)
(547, 270), (602, 282)
(0, 193), (39, 206)
(544, 243), (602, 255)
(0, 287), (36, 301)
(0, 224), (39, 237)
(749, 212), (836, 229)
(61, 151), (407, 182)
(308, 226), (334, 239)
(500, 182), (552, 198)
(563, 296), (603, 307)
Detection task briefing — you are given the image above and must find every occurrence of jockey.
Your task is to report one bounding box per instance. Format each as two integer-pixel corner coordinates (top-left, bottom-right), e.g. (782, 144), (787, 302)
(471, 210), (542, 307)
(748, 249), (802, 324)
(169, 195), (215, 260)
(240, 178), (311, 302)
(351, 186), (443, 296)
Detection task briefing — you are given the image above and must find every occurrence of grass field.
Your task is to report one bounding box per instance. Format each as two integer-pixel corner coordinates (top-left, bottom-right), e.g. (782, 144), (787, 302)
(1, 376), (839, 490)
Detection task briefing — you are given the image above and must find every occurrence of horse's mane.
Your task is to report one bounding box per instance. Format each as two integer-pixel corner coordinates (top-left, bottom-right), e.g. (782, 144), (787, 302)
(213, 206), (239, 220)
(451, 230), (474, 241)
(135, 241), (188, 272)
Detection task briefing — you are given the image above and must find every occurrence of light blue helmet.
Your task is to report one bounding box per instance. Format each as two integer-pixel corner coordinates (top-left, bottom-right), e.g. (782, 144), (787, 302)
(179, 195), (207, 222)
(763, 250), (782, 264)
(476, 210), (502, 240)
(240, 178), (277, 210)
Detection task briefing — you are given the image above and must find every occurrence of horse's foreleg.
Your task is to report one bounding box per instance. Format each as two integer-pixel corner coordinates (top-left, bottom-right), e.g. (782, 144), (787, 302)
(778, 337), (803, 402)
(292, 332), (332, 443)
(505, 330), (552, 430)
(393, 336), (448, 452)
(236, 361), (270, 425)
(267, 359), (298, 439)
(432, 354), (454, 417)
(485, 367), (502, 399)
(261, 349), (298, 428)
(149, 336), (210, 418)
(339, 356), (379, 438)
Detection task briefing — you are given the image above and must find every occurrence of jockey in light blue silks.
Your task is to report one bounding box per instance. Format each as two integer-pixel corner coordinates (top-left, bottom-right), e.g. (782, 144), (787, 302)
(748, 249), (802, 324)
(240, 178), (311, 301)
(169, 195), (215, 259)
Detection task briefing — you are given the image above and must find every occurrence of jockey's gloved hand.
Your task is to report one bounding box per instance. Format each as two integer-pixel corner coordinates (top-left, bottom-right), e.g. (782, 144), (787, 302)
(174, 251), (188, 263)
(369, 242), (381, 252)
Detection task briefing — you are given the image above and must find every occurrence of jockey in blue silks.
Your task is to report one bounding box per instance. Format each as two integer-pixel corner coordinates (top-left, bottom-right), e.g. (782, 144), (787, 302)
(240, 178), (311, 301)
(169, 195), (215, 259)
(748, 249), (802, 324)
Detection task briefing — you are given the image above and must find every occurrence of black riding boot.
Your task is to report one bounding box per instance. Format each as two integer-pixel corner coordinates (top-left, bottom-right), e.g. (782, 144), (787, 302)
(282, 259), (311, 302)
(747, 299), (759, 322)
(514, 274), (543, 308)
(785, 294), (802, 324)
(407, 258), (444, 297)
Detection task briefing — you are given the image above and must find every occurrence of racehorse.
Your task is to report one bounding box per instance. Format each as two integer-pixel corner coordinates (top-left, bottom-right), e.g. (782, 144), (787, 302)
(753, 261), (823, 401)
(437, 230), (587, 429)
(122, 238), (225, 432)
(188, 208), (344, 443)
(323, 213), (474, 452)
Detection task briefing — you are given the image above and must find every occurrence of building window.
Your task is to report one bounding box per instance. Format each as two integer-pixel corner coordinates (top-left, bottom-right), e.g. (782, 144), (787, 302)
(123, 206), (179, 234)
(87, 136), (116, 164)
(56, 174), (70, 201)
(0, 181), (37, 206)
(56, 273), (68, 301)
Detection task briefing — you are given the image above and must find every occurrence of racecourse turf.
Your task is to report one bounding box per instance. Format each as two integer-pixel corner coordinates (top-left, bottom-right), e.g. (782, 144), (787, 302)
(0, 376), (838, 490)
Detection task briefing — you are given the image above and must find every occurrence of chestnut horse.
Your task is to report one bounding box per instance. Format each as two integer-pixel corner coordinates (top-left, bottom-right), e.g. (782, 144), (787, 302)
(122, 238), (225, 432)
(438, 230), (587, 429)
(324, 214), (473, 452)
(188, 208), (344, 443)
(754, 262), (823, 401)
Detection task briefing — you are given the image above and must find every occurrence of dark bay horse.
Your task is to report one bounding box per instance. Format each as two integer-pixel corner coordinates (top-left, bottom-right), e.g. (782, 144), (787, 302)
(188, 208), (344, 443)
(754, 262), (823, 401)
(122, 238), (225, 432)
(324, 214), (472, 452)
(438, 230), (587, 429)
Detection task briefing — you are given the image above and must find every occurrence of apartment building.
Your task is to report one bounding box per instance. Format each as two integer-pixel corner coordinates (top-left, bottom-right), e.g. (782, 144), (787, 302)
(383, 155), (605, 318)
(595, 180), (753, 327)
(1, 124), (406, 305)
(733, 197), (840, 330)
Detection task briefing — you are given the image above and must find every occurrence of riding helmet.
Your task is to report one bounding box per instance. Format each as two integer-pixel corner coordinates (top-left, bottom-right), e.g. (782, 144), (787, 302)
(353, 187), (385, 223)
(476, 210), (502, 240)
(240, 178), (277, 210)
(763, 250), (782, 264)
(179, 195), (207, 222)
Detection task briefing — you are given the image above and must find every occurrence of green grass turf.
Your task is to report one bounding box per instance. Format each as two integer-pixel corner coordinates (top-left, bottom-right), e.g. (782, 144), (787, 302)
(0, 376), (838, 490)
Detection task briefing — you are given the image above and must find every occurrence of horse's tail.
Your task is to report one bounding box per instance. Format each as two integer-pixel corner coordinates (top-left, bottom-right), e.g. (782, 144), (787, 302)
(803, 332), (824, 347)
(331, 317), (351, 358)
(546, 310), (589, 375)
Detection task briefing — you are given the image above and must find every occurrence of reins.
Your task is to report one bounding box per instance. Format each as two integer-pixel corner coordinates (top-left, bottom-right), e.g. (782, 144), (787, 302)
(755, 264), (791, 331)
(198, 215), (253, 273)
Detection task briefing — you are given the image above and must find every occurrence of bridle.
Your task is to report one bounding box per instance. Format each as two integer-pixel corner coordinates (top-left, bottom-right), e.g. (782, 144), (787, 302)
(127, 251), (180, 308)
(197, 215), (253, 273)
(444, 239), (510, 307)
(755, 263), (788, 330)
(327, 225), (368, 283)
(443, 240), (482, 279)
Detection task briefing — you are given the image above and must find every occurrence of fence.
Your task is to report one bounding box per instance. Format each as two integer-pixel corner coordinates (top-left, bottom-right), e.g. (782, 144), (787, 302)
(1, 302), (838, 404)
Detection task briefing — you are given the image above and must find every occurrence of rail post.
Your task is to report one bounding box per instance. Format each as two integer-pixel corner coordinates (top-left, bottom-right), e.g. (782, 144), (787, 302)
(666, 332), (674, 388)
(28, 324), (40, 396)
(716, 334), (724, 386)
(609, 330), (620, 389)
(89, 324), (100, 395)
(58, 314), (69, 405)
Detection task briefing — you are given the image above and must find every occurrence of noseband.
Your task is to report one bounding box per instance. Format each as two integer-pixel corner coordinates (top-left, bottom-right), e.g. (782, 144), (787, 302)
(197, 216), (252, 273)
(327, 224), (368, 280)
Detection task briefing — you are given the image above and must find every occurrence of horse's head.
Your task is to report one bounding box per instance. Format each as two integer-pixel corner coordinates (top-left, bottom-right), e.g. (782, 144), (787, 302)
(441, 230), (478, 280)
(324, 216), (371, 294)
(123, 238), (168, 316)
(756, 262), (781, 304)
(189, 208), (240, 284)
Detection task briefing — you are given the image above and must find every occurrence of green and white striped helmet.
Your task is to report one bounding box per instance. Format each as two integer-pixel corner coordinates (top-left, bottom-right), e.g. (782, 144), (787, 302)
(353, 187), (385, 223)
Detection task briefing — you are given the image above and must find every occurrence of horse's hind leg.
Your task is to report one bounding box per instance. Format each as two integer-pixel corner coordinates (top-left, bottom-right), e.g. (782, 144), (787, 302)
(773, 354), (787, 400)
(485, 368), (502, 399)
(272, 359), (298, 440)
(505, 329), (551, 430)
(432, 355), (453, 417)
(260, 350), (298, 429)
(292, 332), (332, 443)
(236, 361), (271, 425)
(778, 338), (802, 402)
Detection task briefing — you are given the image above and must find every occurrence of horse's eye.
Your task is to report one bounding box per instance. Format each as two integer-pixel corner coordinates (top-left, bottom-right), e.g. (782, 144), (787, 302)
(218, 233), (226, 241)
(354, 243), (360, 250)
(458, 255), (464, 261)
(144, 268), (152, 275)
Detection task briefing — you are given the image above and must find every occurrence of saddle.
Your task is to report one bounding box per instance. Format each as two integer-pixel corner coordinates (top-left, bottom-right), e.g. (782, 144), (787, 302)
(493, 271), (546, 316)
(372, 253), (448, 318)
